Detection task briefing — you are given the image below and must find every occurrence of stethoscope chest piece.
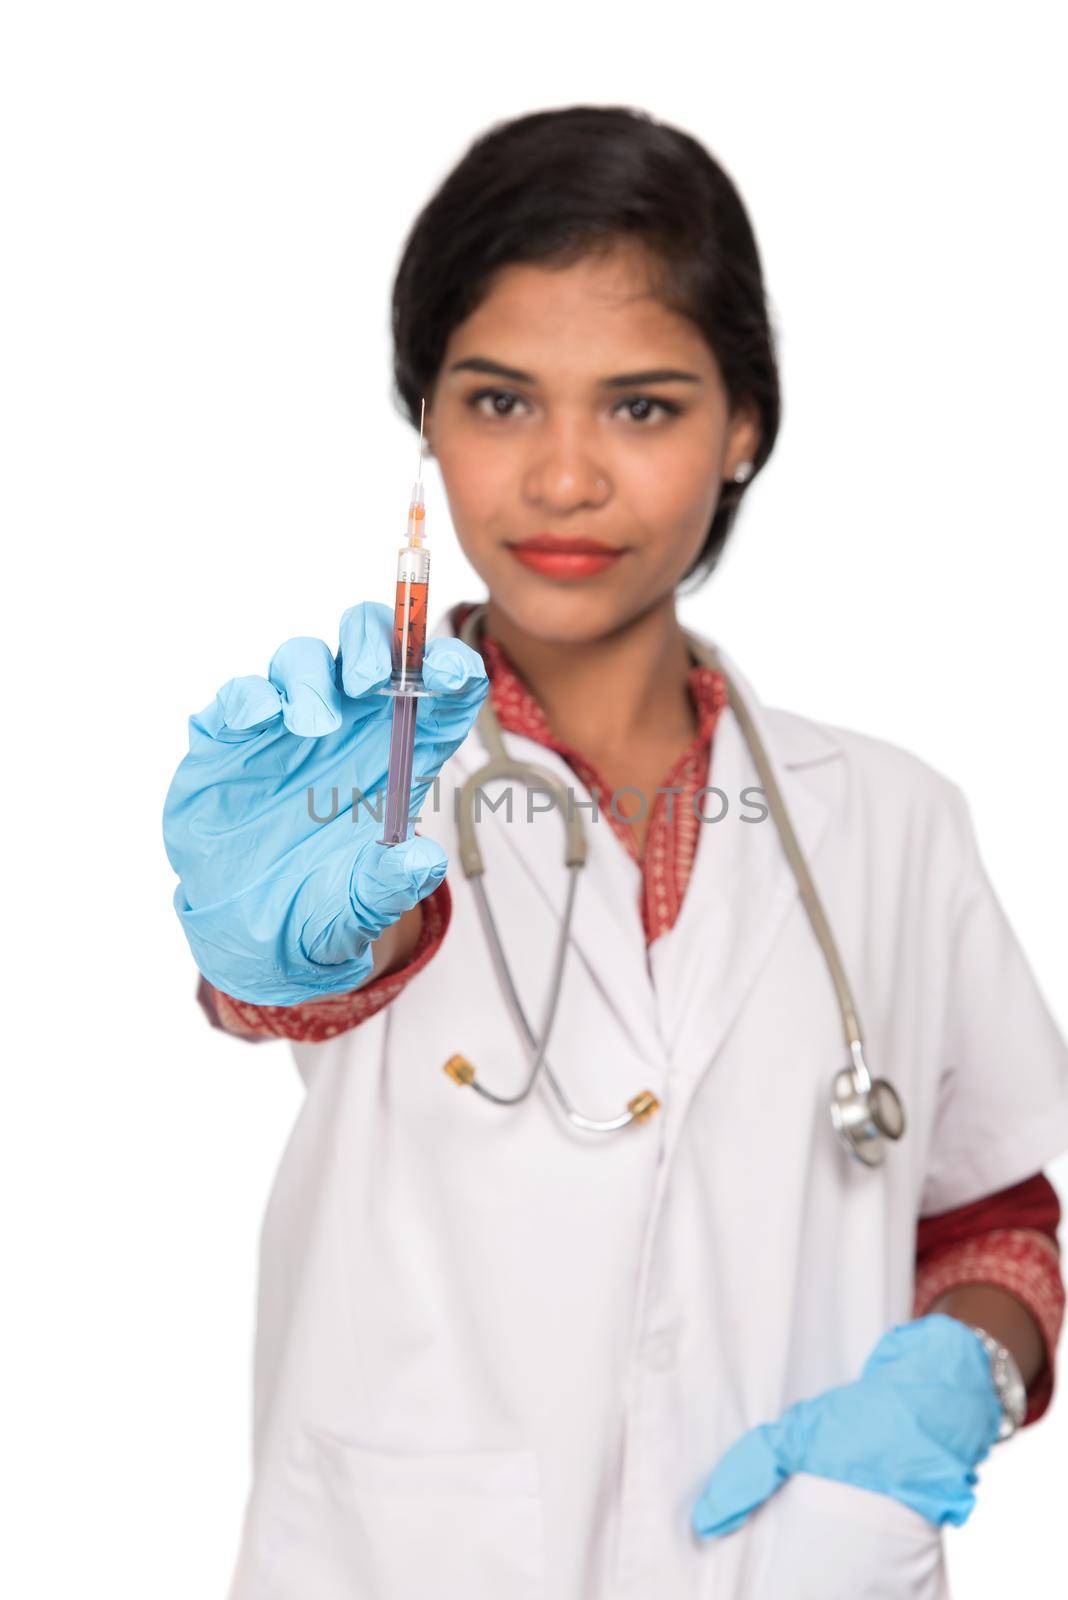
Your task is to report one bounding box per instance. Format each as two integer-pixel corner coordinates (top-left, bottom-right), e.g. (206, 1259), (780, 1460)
(829, 1059), (907, 1168)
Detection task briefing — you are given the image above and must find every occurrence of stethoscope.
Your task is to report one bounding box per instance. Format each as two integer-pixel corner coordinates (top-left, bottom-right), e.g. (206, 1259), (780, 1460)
(441, 604), (906, 1168)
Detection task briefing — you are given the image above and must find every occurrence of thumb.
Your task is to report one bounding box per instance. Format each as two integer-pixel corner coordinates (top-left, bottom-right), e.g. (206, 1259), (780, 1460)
(692, 1419), (796, 1539)
(349, 833), (448, 938)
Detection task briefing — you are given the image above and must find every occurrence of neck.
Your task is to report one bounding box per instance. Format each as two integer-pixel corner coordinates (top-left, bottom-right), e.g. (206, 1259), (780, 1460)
(480, 596), (697, 753)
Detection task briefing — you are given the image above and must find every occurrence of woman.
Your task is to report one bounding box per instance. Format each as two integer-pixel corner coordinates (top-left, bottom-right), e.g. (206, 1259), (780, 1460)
(163, 107), (1068, 1599)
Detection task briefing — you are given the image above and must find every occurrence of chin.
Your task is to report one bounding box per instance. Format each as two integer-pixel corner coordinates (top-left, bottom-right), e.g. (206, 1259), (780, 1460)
(488, 575), (660, 647)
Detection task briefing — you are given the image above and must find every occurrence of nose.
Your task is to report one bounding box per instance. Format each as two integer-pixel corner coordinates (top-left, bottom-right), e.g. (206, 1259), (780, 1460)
(521, 418), (611, 513)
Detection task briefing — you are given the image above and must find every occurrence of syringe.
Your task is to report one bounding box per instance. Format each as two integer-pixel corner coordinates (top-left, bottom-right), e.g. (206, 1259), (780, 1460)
(377, 399), (434, 846)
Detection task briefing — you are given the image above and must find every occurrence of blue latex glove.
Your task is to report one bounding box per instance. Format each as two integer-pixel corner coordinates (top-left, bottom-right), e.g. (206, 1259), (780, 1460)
(692, 1315), (1004, 1538)
(163, 601), (488, 1005)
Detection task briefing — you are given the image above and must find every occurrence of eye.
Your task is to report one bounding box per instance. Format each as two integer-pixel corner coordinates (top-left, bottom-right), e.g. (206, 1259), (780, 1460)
(613, 395), (682, 425)
(464, 388), (683, 425)
(466, 388), (529, 418)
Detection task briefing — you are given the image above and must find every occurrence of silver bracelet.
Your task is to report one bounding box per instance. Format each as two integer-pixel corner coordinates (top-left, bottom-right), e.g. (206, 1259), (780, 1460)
(969, 1325), (1027, 1442)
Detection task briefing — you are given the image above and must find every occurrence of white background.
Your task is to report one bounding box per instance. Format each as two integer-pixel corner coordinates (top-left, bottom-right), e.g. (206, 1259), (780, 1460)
(2, 3), (1065, 1595)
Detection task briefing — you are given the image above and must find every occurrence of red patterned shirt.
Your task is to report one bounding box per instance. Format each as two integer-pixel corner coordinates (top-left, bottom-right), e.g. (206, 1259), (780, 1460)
(197, 599), (1064, 1423)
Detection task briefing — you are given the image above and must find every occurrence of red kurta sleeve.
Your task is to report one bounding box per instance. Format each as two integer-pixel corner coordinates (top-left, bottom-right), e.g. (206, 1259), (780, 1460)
(197, 877), (452, 1045)
(913, 1173), (1064, 1425)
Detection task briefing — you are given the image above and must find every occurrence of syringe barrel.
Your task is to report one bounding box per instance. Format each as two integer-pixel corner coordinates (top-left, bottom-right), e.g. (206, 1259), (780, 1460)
(391, 543), (431, 684)
(396, 541), (430, 585)
(379, 692), (419, 845)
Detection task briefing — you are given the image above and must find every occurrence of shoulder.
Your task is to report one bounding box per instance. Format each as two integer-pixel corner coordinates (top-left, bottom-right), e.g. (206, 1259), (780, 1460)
(768, 701), (958, 790)
(705, 639), (962, 805)
(763, 702), (973, 850)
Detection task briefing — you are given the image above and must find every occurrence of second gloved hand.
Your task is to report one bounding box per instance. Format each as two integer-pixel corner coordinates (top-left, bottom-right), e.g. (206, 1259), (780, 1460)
(691, 1314), (1004, 1538)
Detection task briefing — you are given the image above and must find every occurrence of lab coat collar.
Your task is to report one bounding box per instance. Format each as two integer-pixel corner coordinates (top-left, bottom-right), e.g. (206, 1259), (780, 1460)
(696, 639), (844, 771)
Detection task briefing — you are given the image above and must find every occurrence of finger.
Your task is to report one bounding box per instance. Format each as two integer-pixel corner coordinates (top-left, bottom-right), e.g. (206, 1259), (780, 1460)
(219, 675), (283, 729)
(348, 834), (448, 941)
(337, 601), (395, 700)
(416, 641), (490, 752)
(302, 835), (447, 965)
(190, 675), (283, 742)
(691, 1422), (792, 1539)
(420, 637), (489, 699)
(268, 637), (344, 737)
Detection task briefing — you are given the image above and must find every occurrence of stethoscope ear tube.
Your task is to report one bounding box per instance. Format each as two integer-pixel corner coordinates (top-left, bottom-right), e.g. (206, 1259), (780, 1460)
(456, 751), (587, 878)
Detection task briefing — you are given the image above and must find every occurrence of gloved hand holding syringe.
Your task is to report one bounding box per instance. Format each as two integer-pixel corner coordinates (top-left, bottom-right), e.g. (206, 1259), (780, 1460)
(162, 397), (489, 1005)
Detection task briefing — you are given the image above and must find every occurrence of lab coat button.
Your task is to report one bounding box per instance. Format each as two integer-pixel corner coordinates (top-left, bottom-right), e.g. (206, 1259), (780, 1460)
(643, 1330), (677, 1371)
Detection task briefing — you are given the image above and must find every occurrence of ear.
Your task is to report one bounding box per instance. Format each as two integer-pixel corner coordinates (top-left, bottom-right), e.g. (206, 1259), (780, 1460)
(724, 401), (762, 478)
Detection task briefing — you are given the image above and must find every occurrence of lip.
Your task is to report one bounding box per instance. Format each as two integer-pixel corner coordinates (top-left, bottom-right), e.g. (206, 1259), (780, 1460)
(507, 533), (623, 554)
(507, 546), (625, 579)
(505, 532), (627, 580)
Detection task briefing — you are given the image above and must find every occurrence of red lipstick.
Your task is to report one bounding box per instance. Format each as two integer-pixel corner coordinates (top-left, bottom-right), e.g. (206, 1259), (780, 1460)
(506, 532), (626, 580)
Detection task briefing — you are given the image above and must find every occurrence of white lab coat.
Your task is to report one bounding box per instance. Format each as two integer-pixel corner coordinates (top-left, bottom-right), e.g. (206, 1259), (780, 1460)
(225, 615), (1068, 1600)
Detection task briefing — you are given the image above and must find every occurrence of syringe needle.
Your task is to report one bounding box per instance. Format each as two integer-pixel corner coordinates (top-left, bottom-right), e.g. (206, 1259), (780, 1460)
(414, 397), (425, 484)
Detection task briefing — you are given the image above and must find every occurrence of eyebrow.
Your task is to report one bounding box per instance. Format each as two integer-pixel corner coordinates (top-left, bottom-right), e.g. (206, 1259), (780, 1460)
(448, 356), (702, 388)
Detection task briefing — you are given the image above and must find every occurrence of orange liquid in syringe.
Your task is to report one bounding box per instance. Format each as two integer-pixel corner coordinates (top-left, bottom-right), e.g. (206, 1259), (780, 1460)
(392, 581), (428, 676)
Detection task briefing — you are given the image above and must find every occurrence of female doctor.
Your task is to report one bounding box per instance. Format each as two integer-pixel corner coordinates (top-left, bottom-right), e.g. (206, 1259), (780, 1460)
(163, 107), (1068, 1599)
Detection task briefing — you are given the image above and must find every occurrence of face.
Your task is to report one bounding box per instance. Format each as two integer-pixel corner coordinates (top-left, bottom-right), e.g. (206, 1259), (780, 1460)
(423, 242), (760, 646)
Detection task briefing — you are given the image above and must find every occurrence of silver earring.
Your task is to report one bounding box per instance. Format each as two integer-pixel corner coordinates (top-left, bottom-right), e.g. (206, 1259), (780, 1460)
(730, 461), (755, 485)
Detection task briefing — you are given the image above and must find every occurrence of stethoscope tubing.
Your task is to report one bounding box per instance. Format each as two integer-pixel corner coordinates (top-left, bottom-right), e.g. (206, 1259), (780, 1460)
(448, 604), (905, 1163)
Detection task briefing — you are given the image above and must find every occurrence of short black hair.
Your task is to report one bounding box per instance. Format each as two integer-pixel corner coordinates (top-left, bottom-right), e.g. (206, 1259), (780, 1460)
(391, 104), (781, 589)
